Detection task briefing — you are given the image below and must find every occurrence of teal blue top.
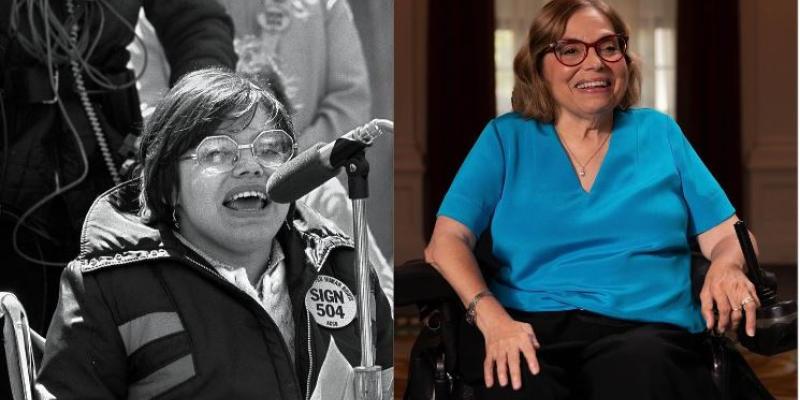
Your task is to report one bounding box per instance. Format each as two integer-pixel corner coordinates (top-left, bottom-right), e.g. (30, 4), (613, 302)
(438, 108), (735, 333)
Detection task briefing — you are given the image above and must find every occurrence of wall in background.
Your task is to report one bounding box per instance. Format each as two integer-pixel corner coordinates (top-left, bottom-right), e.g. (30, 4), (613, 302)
(740, 0), (797, 264)
(395, 0), (428, 263)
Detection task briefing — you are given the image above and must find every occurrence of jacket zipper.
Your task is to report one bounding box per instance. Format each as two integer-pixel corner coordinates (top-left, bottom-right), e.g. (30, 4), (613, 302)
(305, 311), (313, 400)
(184, 256), (305, 400)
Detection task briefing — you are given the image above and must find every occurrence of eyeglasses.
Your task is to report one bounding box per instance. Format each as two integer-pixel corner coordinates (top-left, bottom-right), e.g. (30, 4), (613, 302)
(180, 129), (296, 174)
(547, 34), (628, 67)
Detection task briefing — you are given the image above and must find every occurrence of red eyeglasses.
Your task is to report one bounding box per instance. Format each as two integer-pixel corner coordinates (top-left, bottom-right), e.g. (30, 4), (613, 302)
(547, 34), (628, 67)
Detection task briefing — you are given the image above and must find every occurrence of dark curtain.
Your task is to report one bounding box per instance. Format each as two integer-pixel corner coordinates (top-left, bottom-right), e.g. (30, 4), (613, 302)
(424, 0), (496, 238)
(676, 0), (743, 215)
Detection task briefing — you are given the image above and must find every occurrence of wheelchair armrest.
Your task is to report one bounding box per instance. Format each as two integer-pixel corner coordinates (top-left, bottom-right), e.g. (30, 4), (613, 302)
(29, 332), (44, 368)
(396, 260), (459, 307)
(1, 292), (42, 400)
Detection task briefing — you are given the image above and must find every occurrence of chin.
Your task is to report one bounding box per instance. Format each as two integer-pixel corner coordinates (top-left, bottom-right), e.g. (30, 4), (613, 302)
(573, 107), (613, 119)
(586, 98), (619, 112)
(217, 202), (288, 240)
(216, 228), (273, 254)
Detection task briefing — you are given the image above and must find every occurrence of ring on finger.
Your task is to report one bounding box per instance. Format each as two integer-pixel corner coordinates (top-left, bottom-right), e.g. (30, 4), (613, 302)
(731, 306), (741, 312)
(741, 296), (754, 306)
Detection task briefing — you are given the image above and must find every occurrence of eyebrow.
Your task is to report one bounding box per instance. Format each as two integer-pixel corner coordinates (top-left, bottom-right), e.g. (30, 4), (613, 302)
(559, 32), (617, 42)
(214, 126), (275, 137)
(210, 129), (280, 144)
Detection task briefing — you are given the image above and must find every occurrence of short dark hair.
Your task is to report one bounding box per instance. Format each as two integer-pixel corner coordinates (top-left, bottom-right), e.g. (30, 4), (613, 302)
(137, 68), (294, 225)
(511, 0), (641, 122)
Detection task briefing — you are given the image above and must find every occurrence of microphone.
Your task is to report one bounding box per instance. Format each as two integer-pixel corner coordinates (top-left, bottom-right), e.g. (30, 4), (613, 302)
(266, 119), (393, 203)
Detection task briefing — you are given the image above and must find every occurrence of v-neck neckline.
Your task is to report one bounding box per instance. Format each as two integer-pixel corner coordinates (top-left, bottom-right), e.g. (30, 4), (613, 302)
(549, 114), (620, 195)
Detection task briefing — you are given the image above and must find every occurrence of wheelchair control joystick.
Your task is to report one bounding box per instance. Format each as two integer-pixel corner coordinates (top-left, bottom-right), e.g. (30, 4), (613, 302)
(735, 221), (777, 306)
(733, 221), (797, 356)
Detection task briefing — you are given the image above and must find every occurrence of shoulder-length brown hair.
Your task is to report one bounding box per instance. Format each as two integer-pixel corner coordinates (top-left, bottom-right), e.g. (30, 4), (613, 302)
(511, 0), (641, 122)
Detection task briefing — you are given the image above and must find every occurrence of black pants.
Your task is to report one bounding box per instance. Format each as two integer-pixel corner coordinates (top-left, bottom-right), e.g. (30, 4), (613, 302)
(460, 309), (717, 400)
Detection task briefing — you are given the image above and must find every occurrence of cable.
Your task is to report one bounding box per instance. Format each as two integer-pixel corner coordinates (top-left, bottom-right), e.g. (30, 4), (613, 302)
(8, 0), (89, 266)
(6, 0), (149, 266)
(8, 0), (148, 90)
(1, 93), (8, 192)
(79, 0), (149, 89)
(11, 93), (90, 267)
(66, 0), (121, 186)
(35, 239), (47, 329)
(2, 209), (58, 243)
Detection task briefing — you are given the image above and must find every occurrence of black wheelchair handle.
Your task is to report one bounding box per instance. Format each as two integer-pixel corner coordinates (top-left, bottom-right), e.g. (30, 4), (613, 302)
(733, 220), (797, 355)
(738, 299), (797, 356)
(734, 220), (777, 306)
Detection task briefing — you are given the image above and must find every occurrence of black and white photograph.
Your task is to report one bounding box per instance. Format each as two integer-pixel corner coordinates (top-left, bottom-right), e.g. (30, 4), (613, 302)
(395, 0), (797, 399)
(1, 0), (393, 398)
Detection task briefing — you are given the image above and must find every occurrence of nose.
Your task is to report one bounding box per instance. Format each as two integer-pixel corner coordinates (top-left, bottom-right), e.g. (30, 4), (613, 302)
(582, 46), (605, 69)
(231, 151), (266, 178)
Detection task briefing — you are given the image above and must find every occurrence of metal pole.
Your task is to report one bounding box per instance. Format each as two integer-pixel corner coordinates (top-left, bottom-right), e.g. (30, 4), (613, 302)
(352, 199), (374, 367)
(347, 158), (382, 400)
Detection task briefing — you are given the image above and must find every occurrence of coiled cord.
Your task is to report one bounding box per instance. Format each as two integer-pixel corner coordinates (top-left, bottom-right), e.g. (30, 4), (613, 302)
(9, 0), (148, 91)
(8, 0), (148, 265)
(66, 0), (120, 185)
(11, 86), (90, 267)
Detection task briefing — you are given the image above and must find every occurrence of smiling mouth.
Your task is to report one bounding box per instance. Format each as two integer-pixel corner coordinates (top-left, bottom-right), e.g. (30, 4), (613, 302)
(223, 190), (269, 211)
(575, 80), (611, 89)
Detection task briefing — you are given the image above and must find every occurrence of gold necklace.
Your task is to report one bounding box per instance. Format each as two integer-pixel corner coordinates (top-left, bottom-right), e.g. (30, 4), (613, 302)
(557, 132), (611, 178)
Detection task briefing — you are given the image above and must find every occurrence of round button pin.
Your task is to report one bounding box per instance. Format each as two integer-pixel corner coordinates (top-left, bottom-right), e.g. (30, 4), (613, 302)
(305, 275), (357, 329)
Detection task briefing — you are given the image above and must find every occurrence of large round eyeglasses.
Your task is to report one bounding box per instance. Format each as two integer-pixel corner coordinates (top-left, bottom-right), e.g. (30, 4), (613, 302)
(180, 129), (296, 174)
(547, 34), (628, 67)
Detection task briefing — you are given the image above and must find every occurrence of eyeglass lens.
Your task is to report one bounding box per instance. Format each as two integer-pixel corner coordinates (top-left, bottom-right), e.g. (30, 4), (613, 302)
(554, 35), (625, 66)
(195, 130), (293, 172)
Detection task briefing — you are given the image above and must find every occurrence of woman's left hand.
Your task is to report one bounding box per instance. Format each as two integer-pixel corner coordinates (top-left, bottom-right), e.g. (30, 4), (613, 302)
(699, 261), (760, 336)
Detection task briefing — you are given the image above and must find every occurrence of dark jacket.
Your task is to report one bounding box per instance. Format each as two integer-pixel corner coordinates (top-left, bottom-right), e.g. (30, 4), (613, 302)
(36, 181), (393, 399)
(0, 0), (237, 233)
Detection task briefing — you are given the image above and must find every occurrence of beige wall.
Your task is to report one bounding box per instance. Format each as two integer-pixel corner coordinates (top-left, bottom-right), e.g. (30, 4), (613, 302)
(739, 0), (797, 264)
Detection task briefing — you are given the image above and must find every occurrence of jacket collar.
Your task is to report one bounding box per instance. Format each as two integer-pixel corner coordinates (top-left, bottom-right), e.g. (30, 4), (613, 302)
(76, 179), (353, 272)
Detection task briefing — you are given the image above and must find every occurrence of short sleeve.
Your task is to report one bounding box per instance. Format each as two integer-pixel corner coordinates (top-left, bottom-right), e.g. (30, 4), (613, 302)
(437, 120), (505, 237)
(665, 117), (735, 235)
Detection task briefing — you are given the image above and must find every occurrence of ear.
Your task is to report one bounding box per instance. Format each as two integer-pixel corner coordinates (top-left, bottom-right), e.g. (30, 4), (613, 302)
(171, 188), (180, 208)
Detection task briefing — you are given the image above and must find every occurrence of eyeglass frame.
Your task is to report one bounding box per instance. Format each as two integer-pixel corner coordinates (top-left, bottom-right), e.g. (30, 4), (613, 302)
(179, 129), (297, 172)
(545, 33), (629, 67)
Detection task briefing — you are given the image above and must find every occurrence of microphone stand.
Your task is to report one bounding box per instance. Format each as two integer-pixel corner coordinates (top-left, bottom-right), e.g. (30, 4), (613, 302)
(344, 150), (382, 400)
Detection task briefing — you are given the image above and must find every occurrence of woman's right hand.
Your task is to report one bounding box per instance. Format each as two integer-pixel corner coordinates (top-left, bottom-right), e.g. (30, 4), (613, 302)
(475, 297), (541, 390)
(425, 217), (540, 389)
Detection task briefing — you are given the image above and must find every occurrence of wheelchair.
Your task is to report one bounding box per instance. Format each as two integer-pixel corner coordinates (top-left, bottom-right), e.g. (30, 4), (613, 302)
(396, 230), (797, 400)
(1, 292), (45, 400)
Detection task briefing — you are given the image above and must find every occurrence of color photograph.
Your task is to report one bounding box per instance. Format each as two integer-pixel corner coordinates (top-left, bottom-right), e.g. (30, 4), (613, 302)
(1, 0), (393, 398)
(395, 1), (797, 399)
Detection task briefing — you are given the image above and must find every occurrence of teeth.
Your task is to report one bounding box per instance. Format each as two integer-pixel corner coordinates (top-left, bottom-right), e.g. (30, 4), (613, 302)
(229, 191), (267, 201)
(576, 80), (609, 89)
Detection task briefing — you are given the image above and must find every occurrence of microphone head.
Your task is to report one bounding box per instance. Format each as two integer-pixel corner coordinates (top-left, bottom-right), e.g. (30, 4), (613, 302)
(266, 143), (340, 203)
(354, 119), (393, 145)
